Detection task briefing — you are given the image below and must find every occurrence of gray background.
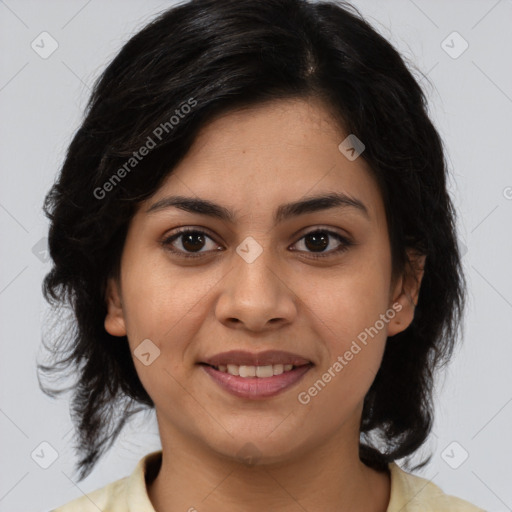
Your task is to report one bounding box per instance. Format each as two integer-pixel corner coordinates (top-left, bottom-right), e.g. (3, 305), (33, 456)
(1, 0), (511, 510)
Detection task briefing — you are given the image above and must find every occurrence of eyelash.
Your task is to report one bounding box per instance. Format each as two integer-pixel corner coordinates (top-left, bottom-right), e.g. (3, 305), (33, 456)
(161, 227), (353, 260)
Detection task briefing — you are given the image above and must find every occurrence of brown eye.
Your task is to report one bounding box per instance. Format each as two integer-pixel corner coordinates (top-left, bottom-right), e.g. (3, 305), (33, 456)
(291, 229), (352, 258)
(304, 231), (329, 252)
(162, 229), (221, 258)
(180, 232), (206, 252)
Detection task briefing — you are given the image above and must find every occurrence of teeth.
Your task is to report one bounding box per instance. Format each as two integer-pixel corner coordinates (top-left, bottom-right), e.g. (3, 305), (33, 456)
(215, 363), (298, 377)
(256, 365), (273, 378)
(240, 365), (256, 377)
(273, 364), (284, 375)
(227, 364), (239, 376)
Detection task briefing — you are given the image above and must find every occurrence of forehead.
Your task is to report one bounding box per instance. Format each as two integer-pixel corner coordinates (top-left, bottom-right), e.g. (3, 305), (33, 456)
(139, 98), (384, 224)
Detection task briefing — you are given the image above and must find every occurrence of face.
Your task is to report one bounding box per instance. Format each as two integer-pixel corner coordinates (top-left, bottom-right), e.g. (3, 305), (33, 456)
(105, 97), (424, 465)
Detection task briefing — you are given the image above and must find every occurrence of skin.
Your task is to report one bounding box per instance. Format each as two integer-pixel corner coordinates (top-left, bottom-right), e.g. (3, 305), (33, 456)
(105, 97), (425, 512)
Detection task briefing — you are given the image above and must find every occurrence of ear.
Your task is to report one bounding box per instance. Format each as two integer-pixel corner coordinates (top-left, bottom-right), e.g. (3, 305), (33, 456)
(387, 249), (426, 337)
(104, 276), (127, 337)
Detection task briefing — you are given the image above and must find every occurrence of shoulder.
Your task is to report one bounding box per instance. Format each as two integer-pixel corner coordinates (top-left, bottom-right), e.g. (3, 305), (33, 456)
(51, 476), (129, 511)
(387, 462), (486, 512)
(51, 451), (161, 512)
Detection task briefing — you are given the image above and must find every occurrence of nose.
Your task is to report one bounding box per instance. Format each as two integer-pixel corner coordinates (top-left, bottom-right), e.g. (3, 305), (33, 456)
(214, 246), (298, 333)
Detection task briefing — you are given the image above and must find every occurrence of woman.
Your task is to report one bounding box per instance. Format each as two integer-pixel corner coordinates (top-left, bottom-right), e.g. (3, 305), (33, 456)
(40, 0), (485, 510)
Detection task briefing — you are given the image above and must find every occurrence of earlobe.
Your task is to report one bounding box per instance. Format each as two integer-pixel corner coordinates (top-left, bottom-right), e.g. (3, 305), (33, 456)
(104, 277), (127, 337)
(387, 251), (426, 337)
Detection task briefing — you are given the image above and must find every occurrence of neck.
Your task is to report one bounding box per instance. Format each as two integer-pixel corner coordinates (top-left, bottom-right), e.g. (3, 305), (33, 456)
(147, 425), (390, 512)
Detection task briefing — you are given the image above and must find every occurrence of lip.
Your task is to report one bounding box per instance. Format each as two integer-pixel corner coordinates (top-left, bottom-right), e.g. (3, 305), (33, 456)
(200, 363), (313, 399)
(200, 350), (312, 367)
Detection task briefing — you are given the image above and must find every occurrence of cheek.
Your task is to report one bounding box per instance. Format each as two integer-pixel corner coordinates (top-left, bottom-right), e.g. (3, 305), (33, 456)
(119, 266), (201, 409)
(295, 248), (392, 404)
(120, 248), (204, 339)
(119, 250), (220, 387)
(299, 253), (392, 345)
(297, 278), (391, 425)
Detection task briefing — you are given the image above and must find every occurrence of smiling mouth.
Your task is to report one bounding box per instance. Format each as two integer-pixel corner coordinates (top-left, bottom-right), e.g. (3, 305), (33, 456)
(199, 362), (312, 378)
(199, 362), (313, 399)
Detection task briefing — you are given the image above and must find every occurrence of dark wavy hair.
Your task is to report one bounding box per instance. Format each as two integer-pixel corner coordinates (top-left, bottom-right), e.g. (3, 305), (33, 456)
(39, 0), (465, 480)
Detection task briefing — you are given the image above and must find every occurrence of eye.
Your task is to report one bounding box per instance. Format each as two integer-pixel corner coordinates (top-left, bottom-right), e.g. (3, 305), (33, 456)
(161, 227), (353, 259)
(290, 228), (353, 259)
(162, 228), (221, 258)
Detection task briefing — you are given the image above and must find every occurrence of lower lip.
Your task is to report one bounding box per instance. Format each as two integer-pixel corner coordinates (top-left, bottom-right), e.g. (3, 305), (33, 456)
(200, 364), (312, 399)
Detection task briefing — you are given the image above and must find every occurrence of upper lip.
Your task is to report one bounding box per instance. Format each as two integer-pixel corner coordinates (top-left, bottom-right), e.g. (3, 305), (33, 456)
(200, 350), (313, 367)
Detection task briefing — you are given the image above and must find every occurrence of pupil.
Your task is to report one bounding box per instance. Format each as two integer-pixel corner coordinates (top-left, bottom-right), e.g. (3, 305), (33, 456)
(182, 232), (205, 252)
(305, 232), (328, 252)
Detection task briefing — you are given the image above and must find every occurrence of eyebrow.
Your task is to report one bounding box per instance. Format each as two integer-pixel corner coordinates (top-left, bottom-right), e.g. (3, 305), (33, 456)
(146, 192), (370, 223)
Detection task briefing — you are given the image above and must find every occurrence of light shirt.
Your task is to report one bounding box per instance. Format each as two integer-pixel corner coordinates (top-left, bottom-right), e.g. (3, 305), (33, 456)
(52, 451), (485, 511)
